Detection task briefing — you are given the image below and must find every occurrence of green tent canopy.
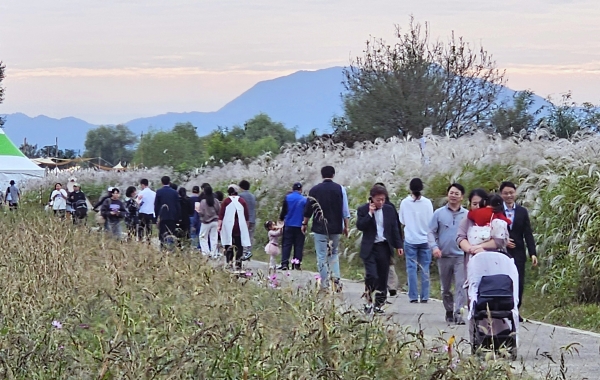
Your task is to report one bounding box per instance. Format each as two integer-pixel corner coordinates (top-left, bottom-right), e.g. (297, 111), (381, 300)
(0, 128), (45, 183)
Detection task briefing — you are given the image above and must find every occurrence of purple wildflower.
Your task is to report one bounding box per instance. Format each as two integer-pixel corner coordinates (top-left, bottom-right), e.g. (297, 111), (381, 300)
(52, 320), (62, 329)
(314, 274), (321, 281)
(269, 274), (277, 281)
(291, 258), (300, 265)
(286, 271), (291, 277)
(245, 271), (253, 277)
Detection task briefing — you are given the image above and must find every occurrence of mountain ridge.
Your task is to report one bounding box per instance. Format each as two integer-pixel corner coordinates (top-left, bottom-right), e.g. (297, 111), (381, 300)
(1, 66), (550, 150)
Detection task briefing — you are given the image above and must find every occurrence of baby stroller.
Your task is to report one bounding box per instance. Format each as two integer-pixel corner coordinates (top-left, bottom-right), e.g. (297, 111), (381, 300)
(467, 251), (519, 360)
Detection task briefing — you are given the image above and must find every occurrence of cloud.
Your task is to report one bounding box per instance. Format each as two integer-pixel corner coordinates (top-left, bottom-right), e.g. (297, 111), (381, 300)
(504, 62), (600, 75)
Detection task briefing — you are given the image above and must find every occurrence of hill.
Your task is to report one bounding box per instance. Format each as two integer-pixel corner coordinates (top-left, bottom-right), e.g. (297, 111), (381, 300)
(1, 66), (552, 150)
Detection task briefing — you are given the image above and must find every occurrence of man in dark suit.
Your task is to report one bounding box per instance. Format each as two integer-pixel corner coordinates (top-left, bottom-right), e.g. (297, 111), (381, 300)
(500, 181), (538, 314)
(154, 176), (181, 248)
(356, 185), (404, 313)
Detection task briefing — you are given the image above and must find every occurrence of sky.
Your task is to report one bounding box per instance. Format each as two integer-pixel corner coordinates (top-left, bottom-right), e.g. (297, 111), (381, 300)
(1, 0), (599, 124)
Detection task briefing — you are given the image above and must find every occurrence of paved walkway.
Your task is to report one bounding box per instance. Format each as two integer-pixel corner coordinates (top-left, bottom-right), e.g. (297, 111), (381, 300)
(241, 259), (599, 379)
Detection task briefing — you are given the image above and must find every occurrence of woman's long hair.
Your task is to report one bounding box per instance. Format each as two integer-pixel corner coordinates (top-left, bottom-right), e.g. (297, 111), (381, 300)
(204, 185), (215, 207)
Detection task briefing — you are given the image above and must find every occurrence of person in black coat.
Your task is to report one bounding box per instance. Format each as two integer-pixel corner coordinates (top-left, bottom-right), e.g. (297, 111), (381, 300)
(356, 185), (404, 313)
(154, 176), (181, 248)
(500, 181), (538, 312)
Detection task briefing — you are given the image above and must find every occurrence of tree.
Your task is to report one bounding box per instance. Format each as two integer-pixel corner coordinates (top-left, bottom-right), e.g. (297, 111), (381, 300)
(340, 17), (505, 144)
(134, 123), (203, 170)
(243, 113), (296, 146)
(19, 142), (39, 158)
(84, 125), (138, 166)
(0, 61), (5, 128)
(489, 91), (537, 137)
(542, 92), (600, 139)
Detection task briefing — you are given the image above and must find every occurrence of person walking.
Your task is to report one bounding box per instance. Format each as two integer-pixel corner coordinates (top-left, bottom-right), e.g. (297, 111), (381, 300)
(177, 187), (194, 246)
(277, 182), (307, 270)
(238, 180), (256, 261)
(137, 179), (156, 242)
(197, 184), (221, 257)
(154, 176), (181, 249)
(375, 182), (403, 297)
(101, 188), (127, 239)
(302, 166), (349, 292)
(189, 185), (202, 249)
(50, 182), (68, 218)
(125, 186), (140, 240)
(500, 181), (538, 317)
(6, 180), (20, 210)
(428, 183), (468, 324)
(356, 185), (404, 314)
(399, 178), (434, 303)
(68, 183), (88, 224)
(218, 184), (250, 270)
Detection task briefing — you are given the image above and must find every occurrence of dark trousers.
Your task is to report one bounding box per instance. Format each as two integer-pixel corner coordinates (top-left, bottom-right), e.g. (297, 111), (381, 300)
(159, 220), (177, 248)
(362, 242), (391, 307)
(139, 213), (154, 241)
(515, 260), (525, 309)
(280, 226), (305, 266)
(225, 236), (243, 268)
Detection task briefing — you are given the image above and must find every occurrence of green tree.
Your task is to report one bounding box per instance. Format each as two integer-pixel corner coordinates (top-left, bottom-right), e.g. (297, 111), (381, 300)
(243, 113), (296, 146)
(84, 124), (138, 166)
(134, 123), (203, 170)
(340, 17), (505, 144)
(19, 142), (39, 158)
(490, 91), (537, 137)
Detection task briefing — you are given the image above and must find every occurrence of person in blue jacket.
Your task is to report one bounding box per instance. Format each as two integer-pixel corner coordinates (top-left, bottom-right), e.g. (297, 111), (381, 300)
(277, 182), (307, 270)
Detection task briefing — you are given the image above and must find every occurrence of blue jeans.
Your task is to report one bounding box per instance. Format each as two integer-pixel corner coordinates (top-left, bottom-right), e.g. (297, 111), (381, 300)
(313, 233), (341, 289)
(404, 242), (432, 301)
(190, 217), (200, 249)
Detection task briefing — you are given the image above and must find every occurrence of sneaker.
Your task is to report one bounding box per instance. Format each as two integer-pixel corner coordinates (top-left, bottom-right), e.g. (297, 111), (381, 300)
(241, 251), (253, 261)
(518, 315), (524, 323)
(364, 304), (374, 314)
(277, 265), (289, 271)
(292, 263), (302, 270)
(410, 300), (419, 304)
(333, 279), (343, 293)
(420, 300), (428, 304)
(389, 289), (397, 297)
(445, 311), (454, 323)
(454, 316), (466, 325)
(373, 307), (384, 314)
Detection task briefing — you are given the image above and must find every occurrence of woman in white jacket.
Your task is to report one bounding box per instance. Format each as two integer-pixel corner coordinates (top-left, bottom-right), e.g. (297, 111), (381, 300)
(50, 183), (69, 218)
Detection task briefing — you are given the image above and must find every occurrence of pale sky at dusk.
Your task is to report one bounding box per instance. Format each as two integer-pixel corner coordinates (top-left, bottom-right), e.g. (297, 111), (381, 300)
(1, 0), (599, 124)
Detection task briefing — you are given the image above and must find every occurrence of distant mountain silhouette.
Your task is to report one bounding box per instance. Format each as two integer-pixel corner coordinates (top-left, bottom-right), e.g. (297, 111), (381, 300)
(0, 113), (96, 153)
(1, 66), (552, 150)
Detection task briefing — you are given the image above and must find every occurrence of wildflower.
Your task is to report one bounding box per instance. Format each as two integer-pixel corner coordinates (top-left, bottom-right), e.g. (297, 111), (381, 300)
(245, 271), (253, 277)
(269, 274), (277, 281)
(58, 345), (64, 350)
(286, 271), (291, 277)
(314, 274), (321, 281)
(291, 258), (300, 265)
(195, 320), (203, 326)
(414, 351), (421, 358)
(269, 283), (277, 288)
(52, 320), (62, 329)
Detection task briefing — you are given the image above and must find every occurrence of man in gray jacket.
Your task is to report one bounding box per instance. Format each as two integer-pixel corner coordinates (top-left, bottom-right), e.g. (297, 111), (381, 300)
(428, 183), (468, 325)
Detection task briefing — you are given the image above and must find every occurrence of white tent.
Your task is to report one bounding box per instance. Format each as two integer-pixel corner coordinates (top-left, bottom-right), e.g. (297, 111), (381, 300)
(0, 128), (45, 183)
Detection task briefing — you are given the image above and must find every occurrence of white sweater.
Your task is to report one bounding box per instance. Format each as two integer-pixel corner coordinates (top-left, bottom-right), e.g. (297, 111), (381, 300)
(399, 195), (434, 244)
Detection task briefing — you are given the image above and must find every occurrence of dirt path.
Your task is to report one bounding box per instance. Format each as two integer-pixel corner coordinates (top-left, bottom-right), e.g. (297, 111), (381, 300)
(242, 259), (599, 379)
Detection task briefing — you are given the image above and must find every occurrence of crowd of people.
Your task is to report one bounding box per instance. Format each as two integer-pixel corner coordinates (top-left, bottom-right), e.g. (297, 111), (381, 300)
(3, 166), (537, 325)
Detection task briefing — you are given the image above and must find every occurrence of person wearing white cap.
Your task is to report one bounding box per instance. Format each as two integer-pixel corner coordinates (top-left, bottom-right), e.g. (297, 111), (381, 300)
(218, 184), (250, 270)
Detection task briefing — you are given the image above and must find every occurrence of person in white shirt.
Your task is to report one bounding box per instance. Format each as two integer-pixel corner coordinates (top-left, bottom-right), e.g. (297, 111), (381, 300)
(399, 178), (434, 303)
(50, 182), (69, 219)
(137, 178), (156, 242)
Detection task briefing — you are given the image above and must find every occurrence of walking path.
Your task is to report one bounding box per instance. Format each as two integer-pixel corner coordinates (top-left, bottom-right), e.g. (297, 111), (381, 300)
(241, 259), (598, 379)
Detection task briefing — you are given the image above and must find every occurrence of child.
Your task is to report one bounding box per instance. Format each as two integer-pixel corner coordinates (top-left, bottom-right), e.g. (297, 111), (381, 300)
(467, 194), (511, 246)
(264, 220), (283, 271)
